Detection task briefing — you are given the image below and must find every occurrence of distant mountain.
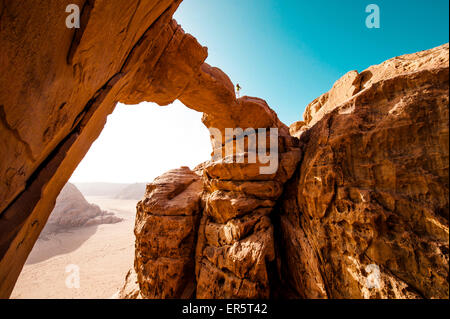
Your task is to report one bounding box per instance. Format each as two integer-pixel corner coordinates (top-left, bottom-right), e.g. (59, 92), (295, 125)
(115, 183), (147, 200)
(41, 183), (123, 235)
(74, 182), (130, 197)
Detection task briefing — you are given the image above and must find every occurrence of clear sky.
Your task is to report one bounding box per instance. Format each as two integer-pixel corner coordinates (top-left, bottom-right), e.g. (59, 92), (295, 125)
(70, 0), (449, 183)
(174, 0), (449, 124)
(70, 102), (212, 183)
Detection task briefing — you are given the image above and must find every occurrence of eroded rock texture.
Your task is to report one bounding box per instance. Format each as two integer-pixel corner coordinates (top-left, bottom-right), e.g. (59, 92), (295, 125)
(280, 44), (449, 299)
(190, 101), (300, 299)
(132, 45), (447, 299)
(133, 62), (301, 299)
(134, 167), (203, 299)
(0, 0), (207, 297)
(0, 0), (448, 300)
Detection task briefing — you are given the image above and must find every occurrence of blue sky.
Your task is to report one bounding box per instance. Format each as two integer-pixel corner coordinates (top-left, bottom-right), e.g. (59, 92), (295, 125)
(174, 0), (449, 125)
(71, 1), (449, 183)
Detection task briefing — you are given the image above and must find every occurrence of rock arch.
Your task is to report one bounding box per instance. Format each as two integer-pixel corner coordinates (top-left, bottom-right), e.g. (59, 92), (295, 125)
(0, 0), (299, 298)
(1, 0), (448, 299)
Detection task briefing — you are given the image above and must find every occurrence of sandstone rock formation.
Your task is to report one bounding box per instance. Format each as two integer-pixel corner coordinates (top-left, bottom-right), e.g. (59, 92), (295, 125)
(0, 0), (206, 297)
(0, 0), (448, 300)
(280, 43), (449, 299)
(134, 167), (203, 298)
(129, 44), (448, 300)
(42, 183), (122, 235)
(179, 65), (301, 299)
(133, 124), (301, 299)
(297, 44), (450, 138)
(118, 268), (142, 299)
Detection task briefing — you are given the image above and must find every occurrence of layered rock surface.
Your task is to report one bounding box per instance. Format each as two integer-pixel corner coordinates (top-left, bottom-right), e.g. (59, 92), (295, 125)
(0, 0), (206, 297)
(134, 167), (203, 298)
(281, 44), (449, 299)
(193, 130), (300, 299)
(132, 44), (448, 299)
(181, 66), (301, 299)
(132, 63), (301, 298)
(0, 0), (448, 300)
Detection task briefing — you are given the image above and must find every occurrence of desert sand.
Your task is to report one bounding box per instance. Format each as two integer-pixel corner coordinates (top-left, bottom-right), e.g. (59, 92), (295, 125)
(11, 196), (137, 299)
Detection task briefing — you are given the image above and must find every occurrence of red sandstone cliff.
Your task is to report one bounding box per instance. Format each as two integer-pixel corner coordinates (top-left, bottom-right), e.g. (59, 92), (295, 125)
(0, 0), (202, 297)
(281, 44), (449, 299)
(126, 44), (449, 299)
(0, 0), (448, 299)
(125, 45), (449, 298)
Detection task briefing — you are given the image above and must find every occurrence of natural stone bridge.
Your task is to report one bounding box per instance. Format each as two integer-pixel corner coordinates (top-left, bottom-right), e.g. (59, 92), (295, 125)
(0, 0), (448, 299)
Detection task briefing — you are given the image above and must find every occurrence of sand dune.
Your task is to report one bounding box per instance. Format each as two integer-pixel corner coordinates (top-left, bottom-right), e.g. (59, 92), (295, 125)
(11, 197), (137, 299)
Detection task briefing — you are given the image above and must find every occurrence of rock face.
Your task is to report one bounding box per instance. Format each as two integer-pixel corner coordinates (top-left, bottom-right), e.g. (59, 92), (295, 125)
(134, 167), (203, 298)
(132, 124), (301, 299)
(179, 66), (301, 299)
(127, 53), (301, 299)
(42, 183), (122, 235)
(280, 44), (449, 299)
(0, 0), (448, 300)
(118, 268), (142, 299)
(193, 132), (300, 299)
(0, 0), (207, 297)
(130, 44), (448, 299)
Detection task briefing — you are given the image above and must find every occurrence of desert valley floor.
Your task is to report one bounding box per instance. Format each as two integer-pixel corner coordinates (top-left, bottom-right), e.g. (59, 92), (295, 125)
(11, 197), (137, 299)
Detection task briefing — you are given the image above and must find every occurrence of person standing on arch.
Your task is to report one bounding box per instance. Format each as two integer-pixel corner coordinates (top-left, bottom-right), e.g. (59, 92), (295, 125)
(236, 83), (242, 98)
